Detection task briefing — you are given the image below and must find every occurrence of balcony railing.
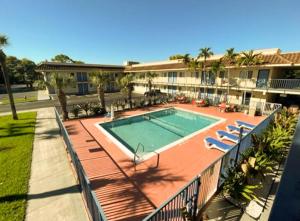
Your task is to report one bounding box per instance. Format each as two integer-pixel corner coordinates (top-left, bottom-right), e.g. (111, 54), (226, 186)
(134, 78), (300, 91)
(268, 79), (300, 89)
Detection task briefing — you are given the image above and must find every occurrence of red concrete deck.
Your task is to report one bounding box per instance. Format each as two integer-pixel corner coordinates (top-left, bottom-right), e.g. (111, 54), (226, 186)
(64, 104), (264, 221)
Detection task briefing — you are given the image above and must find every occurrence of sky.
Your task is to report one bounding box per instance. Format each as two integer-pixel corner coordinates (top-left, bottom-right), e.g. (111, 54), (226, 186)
(1, 0), (300, 64)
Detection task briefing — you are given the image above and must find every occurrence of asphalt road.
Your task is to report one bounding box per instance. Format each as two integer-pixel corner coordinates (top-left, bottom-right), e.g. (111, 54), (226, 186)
(0, 90), (38, 99)
(0, 92), (144, 113)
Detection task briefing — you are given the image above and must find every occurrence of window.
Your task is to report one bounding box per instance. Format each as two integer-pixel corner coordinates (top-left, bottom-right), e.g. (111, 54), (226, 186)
(179, 72), (183, 77)
(76, 72), (87, 82)
(219, 71), (225, 79)
(239, 71), (246, 79)
(247, 71), (253, 79)
(240, 70), (253, 79)
(195, 72), (199, 78)
(164, 73), (167, 77)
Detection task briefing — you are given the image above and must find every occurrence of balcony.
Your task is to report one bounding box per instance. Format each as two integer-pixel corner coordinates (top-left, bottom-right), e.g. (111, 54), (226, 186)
(267, 79), (300, 89)
(133, 78), (300, 93)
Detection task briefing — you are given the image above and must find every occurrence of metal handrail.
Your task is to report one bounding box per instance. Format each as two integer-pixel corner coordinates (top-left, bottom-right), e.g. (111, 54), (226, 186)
(133, 142), (145, 165)
(134, 78), (300, 90)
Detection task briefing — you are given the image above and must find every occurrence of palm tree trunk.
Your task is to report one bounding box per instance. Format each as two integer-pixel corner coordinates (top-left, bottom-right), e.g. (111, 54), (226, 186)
(128, 87), (132, 108)
(203, 62), (208, 97)
(227, 68), (230, 102)
(97, 85), (106, 112)
(148, 80), (152, 92)
(0, 64), (18, 120)
(58, 88), (68, 120)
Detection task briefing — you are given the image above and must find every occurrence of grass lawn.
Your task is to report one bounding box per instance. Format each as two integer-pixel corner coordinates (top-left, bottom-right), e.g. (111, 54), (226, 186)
(0, 112), (37, 221)
(0, 96), (37, 105)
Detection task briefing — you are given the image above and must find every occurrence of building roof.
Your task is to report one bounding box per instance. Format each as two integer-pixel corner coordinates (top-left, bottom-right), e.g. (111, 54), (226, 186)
(125, 51), (300, 72)
(36, 49), (300, 73)
(36, 62), (125, 72)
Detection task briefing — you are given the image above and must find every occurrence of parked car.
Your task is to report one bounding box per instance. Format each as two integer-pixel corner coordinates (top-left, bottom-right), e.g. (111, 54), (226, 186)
(144, 89), (166, 97)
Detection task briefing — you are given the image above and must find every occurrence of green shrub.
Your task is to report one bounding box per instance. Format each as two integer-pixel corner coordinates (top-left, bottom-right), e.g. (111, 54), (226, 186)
(78, 103), (90, 116)
(70, 105), (81, 118)
(222, 166), (261, 201)
(90, 105), (101, 115)
(222, 107), (298, 203)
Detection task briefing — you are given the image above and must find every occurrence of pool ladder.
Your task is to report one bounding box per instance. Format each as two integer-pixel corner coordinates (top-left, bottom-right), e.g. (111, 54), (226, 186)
(133, 142), (145, 165)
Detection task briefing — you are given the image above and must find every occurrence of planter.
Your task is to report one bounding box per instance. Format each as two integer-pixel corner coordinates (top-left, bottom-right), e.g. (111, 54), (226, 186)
(223, 193), (247, 210)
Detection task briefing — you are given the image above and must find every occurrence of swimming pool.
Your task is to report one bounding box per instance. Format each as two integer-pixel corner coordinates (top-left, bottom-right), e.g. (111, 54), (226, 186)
(96, 108), (223, 161)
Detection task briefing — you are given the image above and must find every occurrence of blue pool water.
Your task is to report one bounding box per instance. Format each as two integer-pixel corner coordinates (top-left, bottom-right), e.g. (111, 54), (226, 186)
(100, 108), (219, 154)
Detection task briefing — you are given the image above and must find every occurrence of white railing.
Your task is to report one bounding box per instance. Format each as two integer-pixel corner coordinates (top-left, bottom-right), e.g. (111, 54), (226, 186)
(268, 79), (300, 89)
(134, 78), (300, 91)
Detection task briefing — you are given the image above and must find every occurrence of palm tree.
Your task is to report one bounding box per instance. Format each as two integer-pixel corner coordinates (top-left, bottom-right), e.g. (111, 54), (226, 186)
(237, 50), (264, 105)
(0, 35), (18, 119)
(181, 54), (191, 65)
(89, 71), (109, 112)
(145, 72), (158, 92)
(169, 53), (190, 61)
(186, 57), (202, 98)
(198, 47), (214, 96)
(117, 73), (134, 108)
(211, 60), (225, 102)
(222, 48), (238, 96)
(48, 72), (73, 120)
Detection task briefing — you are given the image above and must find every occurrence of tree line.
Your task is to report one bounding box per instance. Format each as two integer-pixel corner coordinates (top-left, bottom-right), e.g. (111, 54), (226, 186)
(0, 56), (37, 87)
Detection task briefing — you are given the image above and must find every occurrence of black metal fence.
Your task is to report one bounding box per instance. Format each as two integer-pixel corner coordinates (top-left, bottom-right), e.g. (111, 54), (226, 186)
(54, 98), (282, 221)
(142, 103), (282, 220)
(143, 176), (201, 221)
(54, 108), (107, 221)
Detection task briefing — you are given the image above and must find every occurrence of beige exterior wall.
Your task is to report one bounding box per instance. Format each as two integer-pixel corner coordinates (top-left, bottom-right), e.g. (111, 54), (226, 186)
(44, 71), (121, 94)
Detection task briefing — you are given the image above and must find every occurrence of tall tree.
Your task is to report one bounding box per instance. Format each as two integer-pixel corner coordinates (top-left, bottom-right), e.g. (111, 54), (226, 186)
(198, 47), (214, 96)
(169, 53), (190, 62)
(237, 50), (264, 104)
(145, 71), (158, 92)
(211, 60), (225, 101)
(51, 54), (84, 64)
(48, 72), (73, 120)
(185, 57), (202, 98)
(51, 54), (74, 63)
(222, 48), (238, 95)
(117, 73), (134, 108)
(20, 58), (37, 88)
(5, 56), (21, 83)
(89, 71), (110, 112)
(0, 35), (18, 119)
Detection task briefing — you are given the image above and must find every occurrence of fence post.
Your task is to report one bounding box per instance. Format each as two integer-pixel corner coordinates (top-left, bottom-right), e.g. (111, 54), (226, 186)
(192, 177), (201, 219)
(234, 127), (244, 166)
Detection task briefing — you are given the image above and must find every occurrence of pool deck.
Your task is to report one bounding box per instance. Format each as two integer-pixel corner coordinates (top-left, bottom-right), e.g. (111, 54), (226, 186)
(64, 103), (264, 221)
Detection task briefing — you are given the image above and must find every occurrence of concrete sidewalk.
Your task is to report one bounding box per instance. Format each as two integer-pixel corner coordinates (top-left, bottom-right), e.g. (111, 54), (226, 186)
(37, 90), (50, 100)
(25, 107), (89, 221)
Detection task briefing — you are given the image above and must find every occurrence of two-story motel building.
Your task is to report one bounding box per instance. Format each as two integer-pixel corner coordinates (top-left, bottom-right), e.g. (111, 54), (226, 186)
(36, 48), (300, 106)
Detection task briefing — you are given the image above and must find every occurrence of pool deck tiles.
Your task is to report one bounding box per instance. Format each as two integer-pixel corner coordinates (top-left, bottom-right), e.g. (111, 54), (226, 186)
(64, 103), (264, 220)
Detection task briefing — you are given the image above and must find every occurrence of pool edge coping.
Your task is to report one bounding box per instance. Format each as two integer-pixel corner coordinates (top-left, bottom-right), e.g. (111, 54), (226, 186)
(94, 107), (226, 163)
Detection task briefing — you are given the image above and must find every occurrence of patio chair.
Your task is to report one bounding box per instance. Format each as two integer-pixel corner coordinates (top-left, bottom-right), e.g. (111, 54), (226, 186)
(204, 137), (232, 152)
(216, 130), (240, 143)
(235, 120), (255, 130)
(226, 125), (250, 135)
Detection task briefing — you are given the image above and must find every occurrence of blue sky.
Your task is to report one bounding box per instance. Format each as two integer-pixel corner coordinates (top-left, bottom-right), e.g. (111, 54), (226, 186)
(1, 0), (300, 64)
